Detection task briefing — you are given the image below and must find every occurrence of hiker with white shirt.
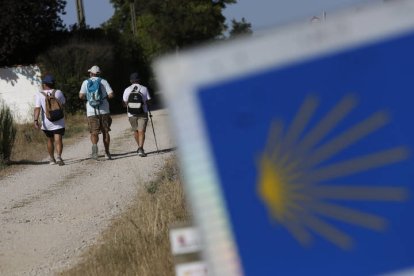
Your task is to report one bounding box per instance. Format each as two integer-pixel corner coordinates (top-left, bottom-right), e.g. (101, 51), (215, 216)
(122, 72), (151, 157)
(33, 74), (66, 166)
(79, 65), (115, 160)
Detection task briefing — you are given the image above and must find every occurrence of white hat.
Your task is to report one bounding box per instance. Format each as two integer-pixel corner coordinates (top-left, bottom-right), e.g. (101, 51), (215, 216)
(88, 65), (100, 74)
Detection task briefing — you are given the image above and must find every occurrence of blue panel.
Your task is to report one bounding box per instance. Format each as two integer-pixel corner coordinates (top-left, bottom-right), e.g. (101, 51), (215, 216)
(196, 32), (414, 275)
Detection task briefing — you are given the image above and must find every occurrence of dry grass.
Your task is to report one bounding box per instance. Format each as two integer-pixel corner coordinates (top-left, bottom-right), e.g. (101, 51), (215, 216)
(0, 113), (88, 176)
(60, 156), (191, 276)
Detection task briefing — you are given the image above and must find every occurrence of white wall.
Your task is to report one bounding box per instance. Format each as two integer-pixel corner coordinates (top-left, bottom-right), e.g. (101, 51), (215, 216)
(0, 65), (42, 123)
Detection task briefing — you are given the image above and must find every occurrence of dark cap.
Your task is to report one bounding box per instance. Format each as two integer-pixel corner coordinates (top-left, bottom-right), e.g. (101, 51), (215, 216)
(42, 74), (55, 84)
(130, 72), (140, 82)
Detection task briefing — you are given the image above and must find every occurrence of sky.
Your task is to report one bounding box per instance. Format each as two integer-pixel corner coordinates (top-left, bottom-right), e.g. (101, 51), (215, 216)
(61, 0), (382, 31)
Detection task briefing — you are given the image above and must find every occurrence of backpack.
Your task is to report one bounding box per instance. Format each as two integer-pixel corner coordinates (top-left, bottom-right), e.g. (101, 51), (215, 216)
(86, 78), (104, 108)
(41, 90), (64, 122)
(127, 86), (145, 115)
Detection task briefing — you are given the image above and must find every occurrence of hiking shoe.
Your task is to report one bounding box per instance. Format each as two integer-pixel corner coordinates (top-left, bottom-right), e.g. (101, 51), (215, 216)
(105, 152), (112, 160)
(91, 144), (98, 160)
(137, 148), (147, 157)
(56, 157), (65, 166)
(49, 158), (56, 165)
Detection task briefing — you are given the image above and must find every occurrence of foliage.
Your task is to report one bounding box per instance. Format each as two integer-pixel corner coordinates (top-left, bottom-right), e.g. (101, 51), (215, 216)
(37, 30), (115, 113)
(0, 101), (17, 164)
(229, 17), (252, 38)
(0, 0), (66, 66)
(36, 28), (149, 113)
(106, 0), (237, 60)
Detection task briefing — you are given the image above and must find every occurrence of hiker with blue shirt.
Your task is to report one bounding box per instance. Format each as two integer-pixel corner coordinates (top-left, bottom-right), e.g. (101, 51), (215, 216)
(34, 74), (66, 166)
(79, 65), (114, 160)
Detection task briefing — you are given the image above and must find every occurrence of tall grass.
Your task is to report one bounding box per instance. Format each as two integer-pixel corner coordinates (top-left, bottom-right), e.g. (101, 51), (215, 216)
(0, 101), (17, 165)
(12, 113), (88, 161)
(0, 112), (88, 174)
(61, 156), (191, 276)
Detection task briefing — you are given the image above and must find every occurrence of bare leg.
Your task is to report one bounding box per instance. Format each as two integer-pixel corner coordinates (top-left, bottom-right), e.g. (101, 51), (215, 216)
(90, 133), (99, 144)
(138, 130), (145, 149)
(54, 134), (63, 157)
(47, 136), (54, 159)
(133, 130), (139, 147)
(103, 131), (110, 153)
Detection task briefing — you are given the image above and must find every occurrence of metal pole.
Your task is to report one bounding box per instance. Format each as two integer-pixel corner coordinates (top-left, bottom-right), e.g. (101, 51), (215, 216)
(76, 0), (86, 28)
(147, 107), (160, 154)
(130, 2), (137, 37)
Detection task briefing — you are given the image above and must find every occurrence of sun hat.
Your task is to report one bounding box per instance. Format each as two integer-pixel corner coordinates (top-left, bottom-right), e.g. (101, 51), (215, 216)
(88, 65), (101, 74)
(42, 74), (55, 84)
(130, 72), (140, 81)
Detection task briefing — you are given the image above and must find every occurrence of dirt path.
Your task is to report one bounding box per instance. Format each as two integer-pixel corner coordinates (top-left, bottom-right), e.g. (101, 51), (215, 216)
(0, 109), (175, 275)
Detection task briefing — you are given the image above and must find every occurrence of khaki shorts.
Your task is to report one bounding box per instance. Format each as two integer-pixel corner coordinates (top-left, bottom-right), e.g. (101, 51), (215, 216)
(87, 114), (112, 134)
(129, 114), (148, 132)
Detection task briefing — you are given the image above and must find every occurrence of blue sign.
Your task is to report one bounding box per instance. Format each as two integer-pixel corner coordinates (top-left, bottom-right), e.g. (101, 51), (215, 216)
(195, 17), (414, 276)
(155, 2), (414, 275)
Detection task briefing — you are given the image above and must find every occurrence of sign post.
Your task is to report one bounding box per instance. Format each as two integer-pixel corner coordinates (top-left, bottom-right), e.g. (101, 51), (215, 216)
(157, 1), (414, 275)
(169, 223), (208, 276)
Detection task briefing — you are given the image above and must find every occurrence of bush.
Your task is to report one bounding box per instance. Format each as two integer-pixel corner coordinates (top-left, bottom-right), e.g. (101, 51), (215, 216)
(36, 31), (115, 113)
(36, 28), (153, 114)
(0, 101), (17, 164)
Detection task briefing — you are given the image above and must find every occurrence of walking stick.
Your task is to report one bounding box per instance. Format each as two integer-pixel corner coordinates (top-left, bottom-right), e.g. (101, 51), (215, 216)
(147, 105), (160, 154)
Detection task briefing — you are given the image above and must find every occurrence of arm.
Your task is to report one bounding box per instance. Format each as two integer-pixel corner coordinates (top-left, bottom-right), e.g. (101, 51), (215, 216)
(79, 80), (87, 100)
(122, 88), (129, 107)
(56, 90), (66, 106)
(144, 87), (151, 105)
(34, 107), (41, 129)
(102, 79), (114, 99)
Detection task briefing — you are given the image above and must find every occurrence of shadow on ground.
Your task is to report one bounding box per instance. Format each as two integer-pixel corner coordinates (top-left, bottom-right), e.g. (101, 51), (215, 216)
(7, 148), (176, 166)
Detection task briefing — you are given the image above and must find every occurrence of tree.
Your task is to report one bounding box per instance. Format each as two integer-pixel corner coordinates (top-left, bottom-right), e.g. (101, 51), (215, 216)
(36, 28), (148, 113)
(106, 0), (237, 60)
(0, 0), (66, 66)
(229, 17), (252, 38)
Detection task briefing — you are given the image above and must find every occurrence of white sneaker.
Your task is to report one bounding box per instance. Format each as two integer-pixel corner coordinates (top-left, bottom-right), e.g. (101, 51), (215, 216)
(137, 148), (147, 157)
(49, 158), (56, 165)
(56, 157), (65, 166)
(105, 152), (112, 160)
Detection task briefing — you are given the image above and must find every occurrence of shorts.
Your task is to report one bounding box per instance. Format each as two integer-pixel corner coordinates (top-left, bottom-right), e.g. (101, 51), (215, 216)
(43, 128), (65, 138)
(129, 114), (148, 132)
(87, 114), (112, 134)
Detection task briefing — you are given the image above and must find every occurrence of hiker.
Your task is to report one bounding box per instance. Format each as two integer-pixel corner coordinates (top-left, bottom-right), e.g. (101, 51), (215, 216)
(34, 74), (66, 166)
(122, 72), (151, 157)
(79, 65), (114, 160)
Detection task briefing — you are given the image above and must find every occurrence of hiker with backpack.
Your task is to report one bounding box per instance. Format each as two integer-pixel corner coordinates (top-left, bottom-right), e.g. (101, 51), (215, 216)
(79, 65), (114, 160)
(33, 74), (66, 166)
(122, 72), (151, 157)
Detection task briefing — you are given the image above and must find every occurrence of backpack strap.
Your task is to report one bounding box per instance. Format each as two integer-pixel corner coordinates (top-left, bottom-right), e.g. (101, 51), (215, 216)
(41, 90), (56, 97)
(39, 91), (50, 119)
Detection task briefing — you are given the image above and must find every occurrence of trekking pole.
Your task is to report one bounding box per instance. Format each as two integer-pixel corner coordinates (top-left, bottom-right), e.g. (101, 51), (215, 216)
(147, 105), (160, 154)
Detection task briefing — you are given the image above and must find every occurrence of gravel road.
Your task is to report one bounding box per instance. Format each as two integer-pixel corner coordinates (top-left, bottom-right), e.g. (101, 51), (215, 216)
(0, 109), (174, 275)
